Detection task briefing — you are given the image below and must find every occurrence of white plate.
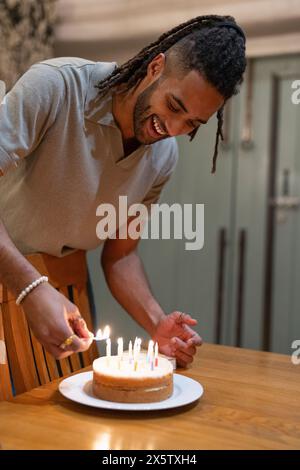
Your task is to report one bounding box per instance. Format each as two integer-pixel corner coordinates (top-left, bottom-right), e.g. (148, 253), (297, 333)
(59, 372), (204, 411)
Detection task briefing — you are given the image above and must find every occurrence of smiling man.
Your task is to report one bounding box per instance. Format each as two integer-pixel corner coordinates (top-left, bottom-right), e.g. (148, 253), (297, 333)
(112, 55), (223, 149)
(0, 15), (246, 366)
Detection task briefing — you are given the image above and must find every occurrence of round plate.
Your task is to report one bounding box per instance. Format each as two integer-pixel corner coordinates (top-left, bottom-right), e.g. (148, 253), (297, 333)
(59, 372), (204, 411)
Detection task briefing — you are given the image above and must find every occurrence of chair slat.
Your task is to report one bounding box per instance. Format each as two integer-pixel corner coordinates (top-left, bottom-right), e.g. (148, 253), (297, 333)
(58, 286), (81, 373)
(59, 357), (72, 376)
(69, 350), (82, 373)
(44, 350), (60, 381)
(29, 331), (50, 385)
(1, 294), (39, 394)
(0, 304), (13, 400)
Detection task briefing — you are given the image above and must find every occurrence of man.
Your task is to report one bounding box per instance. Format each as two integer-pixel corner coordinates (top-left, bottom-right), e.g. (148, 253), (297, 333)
(0, 15), (246, 367)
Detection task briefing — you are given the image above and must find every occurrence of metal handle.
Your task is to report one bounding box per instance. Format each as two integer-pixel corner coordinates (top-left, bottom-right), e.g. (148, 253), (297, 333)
(215, 228), (227, 344)
(235, 229), (246, 348)
(269, 196), (300, 209)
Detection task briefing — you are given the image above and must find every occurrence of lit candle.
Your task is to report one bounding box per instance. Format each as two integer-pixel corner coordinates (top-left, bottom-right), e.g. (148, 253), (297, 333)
(137, 338), (142, 357)
(147, 340), (154, 363)
(154, 342), (159, 367)
(117, 337), (123, 359)
(133, 337), (141, 371)
(106, 338), (111, 357)
(133, 337), (138, 355)
(133, 339), (138, 361)
(128, 340), (133, 364)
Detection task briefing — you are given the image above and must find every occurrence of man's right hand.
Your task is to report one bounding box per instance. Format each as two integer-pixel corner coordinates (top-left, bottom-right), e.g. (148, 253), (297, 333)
(21, 282), (93, 359)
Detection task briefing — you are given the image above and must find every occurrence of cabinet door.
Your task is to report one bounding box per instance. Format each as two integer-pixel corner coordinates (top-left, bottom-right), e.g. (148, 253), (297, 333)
(233, 55), (300, 352)
(271, 74), (300, 354)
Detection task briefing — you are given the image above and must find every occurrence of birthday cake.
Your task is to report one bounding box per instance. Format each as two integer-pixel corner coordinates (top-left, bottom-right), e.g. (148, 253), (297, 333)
(92, 352), (173, 403)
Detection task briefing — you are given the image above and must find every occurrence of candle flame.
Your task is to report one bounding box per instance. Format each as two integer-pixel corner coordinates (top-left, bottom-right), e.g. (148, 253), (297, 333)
(103, 325), (110, 339)
(95, 328), (102, 338)
(95, 325), (110, 340)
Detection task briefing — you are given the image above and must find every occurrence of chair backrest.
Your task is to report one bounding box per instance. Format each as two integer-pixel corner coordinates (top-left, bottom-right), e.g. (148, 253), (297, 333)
(0, 250), (98, 399)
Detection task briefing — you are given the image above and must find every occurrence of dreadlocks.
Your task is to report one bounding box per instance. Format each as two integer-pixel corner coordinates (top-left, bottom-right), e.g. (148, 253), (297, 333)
(96, 14), (246, 173)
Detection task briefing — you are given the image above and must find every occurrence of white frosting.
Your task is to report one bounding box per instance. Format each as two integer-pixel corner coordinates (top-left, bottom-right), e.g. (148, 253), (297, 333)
(93, 353), (173, 379)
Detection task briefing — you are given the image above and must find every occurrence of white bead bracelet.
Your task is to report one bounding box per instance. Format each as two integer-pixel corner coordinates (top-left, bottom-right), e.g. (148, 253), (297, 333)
(16, 276), (48, 305)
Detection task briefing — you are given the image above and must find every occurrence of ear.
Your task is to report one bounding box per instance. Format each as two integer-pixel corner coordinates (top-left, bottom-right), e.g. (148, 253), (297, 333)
(146, 53), (166, 80)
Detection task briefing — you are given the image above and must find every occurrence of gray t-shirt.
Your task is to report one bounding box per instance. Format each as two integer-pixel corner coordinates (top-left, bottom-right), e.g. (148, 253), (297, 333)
(0, 57), (178, 256)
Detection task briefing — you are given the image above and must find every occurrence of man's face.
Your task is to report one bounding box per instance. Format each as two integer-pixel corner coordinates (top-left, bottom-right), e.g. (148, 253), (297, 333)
(132, 67), (224, 145)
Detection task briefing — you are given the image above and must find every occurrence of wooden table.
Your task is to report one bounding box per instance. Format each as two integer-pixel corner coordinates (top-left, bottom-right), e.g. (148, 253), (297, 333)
(0, 343), (300, 450)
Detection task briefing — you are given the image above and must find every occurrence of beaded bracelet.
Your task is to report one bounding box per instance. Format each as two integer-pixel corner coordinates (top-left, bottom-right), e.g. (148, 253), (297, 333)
(15, 276), (48, 305)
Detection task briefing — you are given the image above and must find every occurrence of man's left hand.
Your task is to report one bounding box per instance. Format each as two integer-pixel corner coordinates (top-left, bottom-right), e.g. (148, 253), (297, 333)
(152, 311), (202, 368)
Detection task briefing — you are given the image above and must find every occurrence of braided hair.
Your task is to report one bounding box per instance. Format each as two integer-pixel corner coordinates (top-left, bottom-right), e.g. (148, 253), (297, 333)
(96, 15), (246, 173)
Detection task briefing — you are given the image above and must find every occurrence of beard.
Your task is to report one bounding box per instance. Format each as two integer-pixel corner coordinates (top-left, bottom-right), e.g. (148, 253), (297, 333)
(133, 79), (164, 144)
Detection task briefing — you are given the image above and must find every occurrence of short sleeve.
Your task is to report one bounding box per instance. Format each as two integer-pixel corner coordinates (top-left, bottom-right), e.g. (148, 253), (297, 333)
(142, 138), (179, 211)
(0, 63), (65, 176)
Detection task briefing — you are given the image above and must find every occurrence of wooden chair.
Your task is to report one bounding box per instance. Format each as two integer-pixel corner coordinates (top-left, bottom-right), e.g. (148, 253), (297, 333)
(0, 250), (98, 400)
